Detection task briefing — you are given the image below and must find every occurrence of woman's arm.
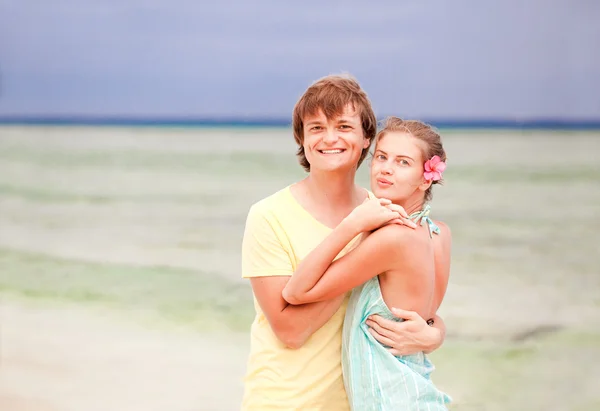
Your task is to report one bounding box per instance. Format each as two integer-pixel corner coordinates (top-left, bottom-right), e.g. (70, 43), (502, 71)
(282, 221), (411, 305)
(282, 198), (401, 304)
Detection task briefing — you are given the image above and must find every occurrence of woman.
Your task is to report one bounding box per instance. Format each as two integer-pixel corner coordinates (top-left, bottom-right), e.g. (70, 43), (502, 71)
(282, 117), (452, 410)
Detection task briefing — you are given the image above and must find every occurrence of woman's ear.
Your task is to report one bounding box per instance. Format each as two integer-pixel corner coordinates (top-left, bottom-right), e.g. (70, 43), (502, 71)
(418, 177), (433, 193)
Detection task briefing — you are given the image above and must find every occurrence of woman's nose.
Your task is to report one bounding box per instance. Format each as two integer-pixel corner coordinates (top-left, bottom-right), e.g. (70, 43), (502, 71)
(381, 163), (393, 175)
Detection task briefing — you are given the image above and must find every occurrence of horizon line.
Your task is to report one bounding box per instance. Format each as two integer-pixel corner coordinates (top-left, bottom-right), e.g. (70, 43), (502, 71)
(1, 115), (600, 130)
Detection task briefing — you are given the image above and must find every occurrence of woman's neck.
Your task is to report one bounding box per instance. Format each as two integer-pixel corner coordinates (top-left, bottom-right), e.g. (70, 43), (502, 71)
(395, 196), (426, 216)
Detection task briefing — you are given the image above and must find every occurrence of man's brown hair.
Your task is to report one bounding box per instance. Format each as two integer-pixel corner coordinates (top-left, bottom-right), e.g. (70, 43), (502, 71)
(292, 74), (377, 172)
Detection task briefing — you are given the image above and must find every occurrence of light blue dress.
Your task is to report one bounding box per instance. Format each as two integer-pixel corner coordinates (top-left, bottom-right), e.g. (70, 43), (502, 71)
(341, 206), (452, 410)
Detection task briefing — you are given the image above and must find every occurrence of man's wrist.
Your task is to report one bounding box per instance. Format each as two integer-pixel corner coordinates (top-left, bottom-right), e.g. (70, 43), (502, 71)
(424, 326), (443, 353)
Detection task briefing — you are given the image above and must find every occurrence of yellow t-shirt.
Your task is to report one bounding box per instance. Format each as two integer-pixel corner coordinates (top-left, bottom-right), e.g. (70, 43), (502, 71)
(241, 185), (369, 411)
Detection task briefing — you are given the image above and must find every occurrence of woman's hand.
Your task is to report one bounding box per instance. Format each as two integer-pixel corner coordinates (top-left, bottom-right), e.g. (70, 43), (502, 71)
(344, 198), (415, 234)
(382, 203), (417, 229)
(365, 308), (444, 356)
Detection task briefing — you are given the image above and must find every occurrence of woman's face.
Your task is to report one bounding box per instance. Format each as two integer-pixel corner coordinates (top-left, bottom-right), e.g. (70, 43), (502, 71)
(370, 131), (431, 204)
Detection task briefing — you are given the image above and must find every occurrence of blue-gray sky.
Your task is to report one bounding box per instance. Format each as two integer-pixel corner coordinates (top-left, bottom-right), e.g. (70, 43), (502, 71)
(1, 0), (599, 119)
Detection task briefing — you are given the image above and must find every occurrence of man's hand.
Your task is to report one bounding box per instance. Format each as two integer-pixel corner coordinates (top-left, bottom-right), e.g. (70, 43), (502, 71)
(365, 308), (444, 356)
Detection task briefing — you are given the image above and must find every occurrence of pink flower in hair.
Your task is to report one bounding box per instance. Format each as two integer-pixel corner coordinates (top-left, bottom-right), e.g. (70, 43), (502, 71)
(424, 155), (446, 182)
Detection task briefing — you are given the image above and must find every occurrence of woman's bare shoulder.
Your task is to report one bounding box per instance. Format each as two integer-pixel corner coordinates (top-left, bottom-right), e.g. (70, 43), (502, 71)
(433, 220), (452, 247)
(433, 219), (450, 233)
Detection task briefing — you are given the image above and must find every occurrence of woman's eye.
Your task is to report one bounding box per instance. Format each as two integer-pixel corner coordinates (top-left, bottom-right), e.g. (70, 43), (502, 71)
(376, 155), (386, 161)
(399, 159), (410, 166)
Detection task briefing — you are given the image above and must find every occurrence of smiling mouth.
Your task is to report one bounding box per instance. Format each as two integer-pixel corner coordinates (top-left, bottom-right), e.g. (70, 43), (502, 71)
(318, 149), (345, 154)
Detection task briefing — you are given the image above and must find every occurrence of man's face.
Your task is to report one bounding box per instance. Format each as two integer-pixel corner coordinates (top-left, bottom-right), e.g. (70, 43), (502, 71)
(301, 103), (369, 173)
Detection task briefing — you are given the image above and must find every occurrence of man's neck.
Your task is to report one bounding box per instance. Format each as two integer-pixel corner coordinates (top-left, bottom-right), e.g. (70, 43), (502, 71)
(304, 169), (361, 209)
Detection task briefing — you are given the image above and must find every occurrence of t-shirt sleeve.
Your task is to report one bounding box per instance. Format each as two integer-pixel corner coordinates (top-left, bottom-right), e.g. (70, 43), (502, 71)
(241, 203), (294, 278)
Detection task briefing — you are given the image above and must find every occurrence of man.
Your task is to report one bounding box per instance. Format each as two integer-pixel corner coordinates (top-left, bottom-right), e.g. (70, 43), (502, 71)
(241, 74), (445, 410)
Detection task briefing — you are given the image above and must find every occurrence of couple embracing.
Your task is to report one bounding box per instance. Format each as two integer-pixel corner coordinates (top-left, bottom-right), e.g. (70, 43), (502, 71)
(241, 74), (452, 410)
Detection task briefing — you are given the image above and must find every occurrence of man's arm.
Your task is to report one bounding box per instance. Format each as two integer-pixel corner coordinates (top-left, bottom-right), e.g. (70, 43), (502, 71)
(242, 203), (345, 349)
(426, 314), (446, 353)
(250, 276), (346, 349)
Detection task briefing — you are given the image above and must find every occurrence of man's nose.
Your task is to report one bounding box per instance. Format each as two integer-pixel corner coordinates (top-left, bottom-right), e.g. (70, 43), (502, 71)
(322, 128), (339, 144)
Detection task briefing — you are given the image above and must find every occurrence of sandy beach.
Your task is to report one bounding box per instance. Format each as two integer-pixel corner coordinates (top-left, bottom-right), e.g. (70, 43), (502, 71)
(1, 126), (599, 410)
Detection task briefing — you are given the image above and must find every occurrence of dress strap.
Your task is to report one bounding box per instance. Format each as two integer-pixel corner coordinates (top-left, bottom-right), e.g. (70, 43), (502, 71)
(408, 204), (440, 238)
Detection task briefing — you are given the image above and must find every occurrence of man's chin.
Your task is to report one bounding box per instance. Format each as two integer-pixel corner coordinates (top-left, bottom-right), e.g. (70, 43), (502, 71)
(315, 164), (356, 173)
(309, 159), (361, 173)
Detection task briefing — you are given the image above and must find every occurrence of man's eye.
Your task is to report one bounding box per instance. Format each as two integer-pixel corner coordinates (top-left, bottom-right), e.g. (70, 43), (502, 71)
(339, 125), (351, 129)
(311, 126), (322, 131)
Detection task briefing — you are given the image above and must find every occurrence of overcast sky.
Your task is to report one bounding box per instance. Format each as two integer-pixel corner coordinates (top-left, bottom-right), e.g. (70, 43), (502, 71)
(1, 0), (598, 119)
